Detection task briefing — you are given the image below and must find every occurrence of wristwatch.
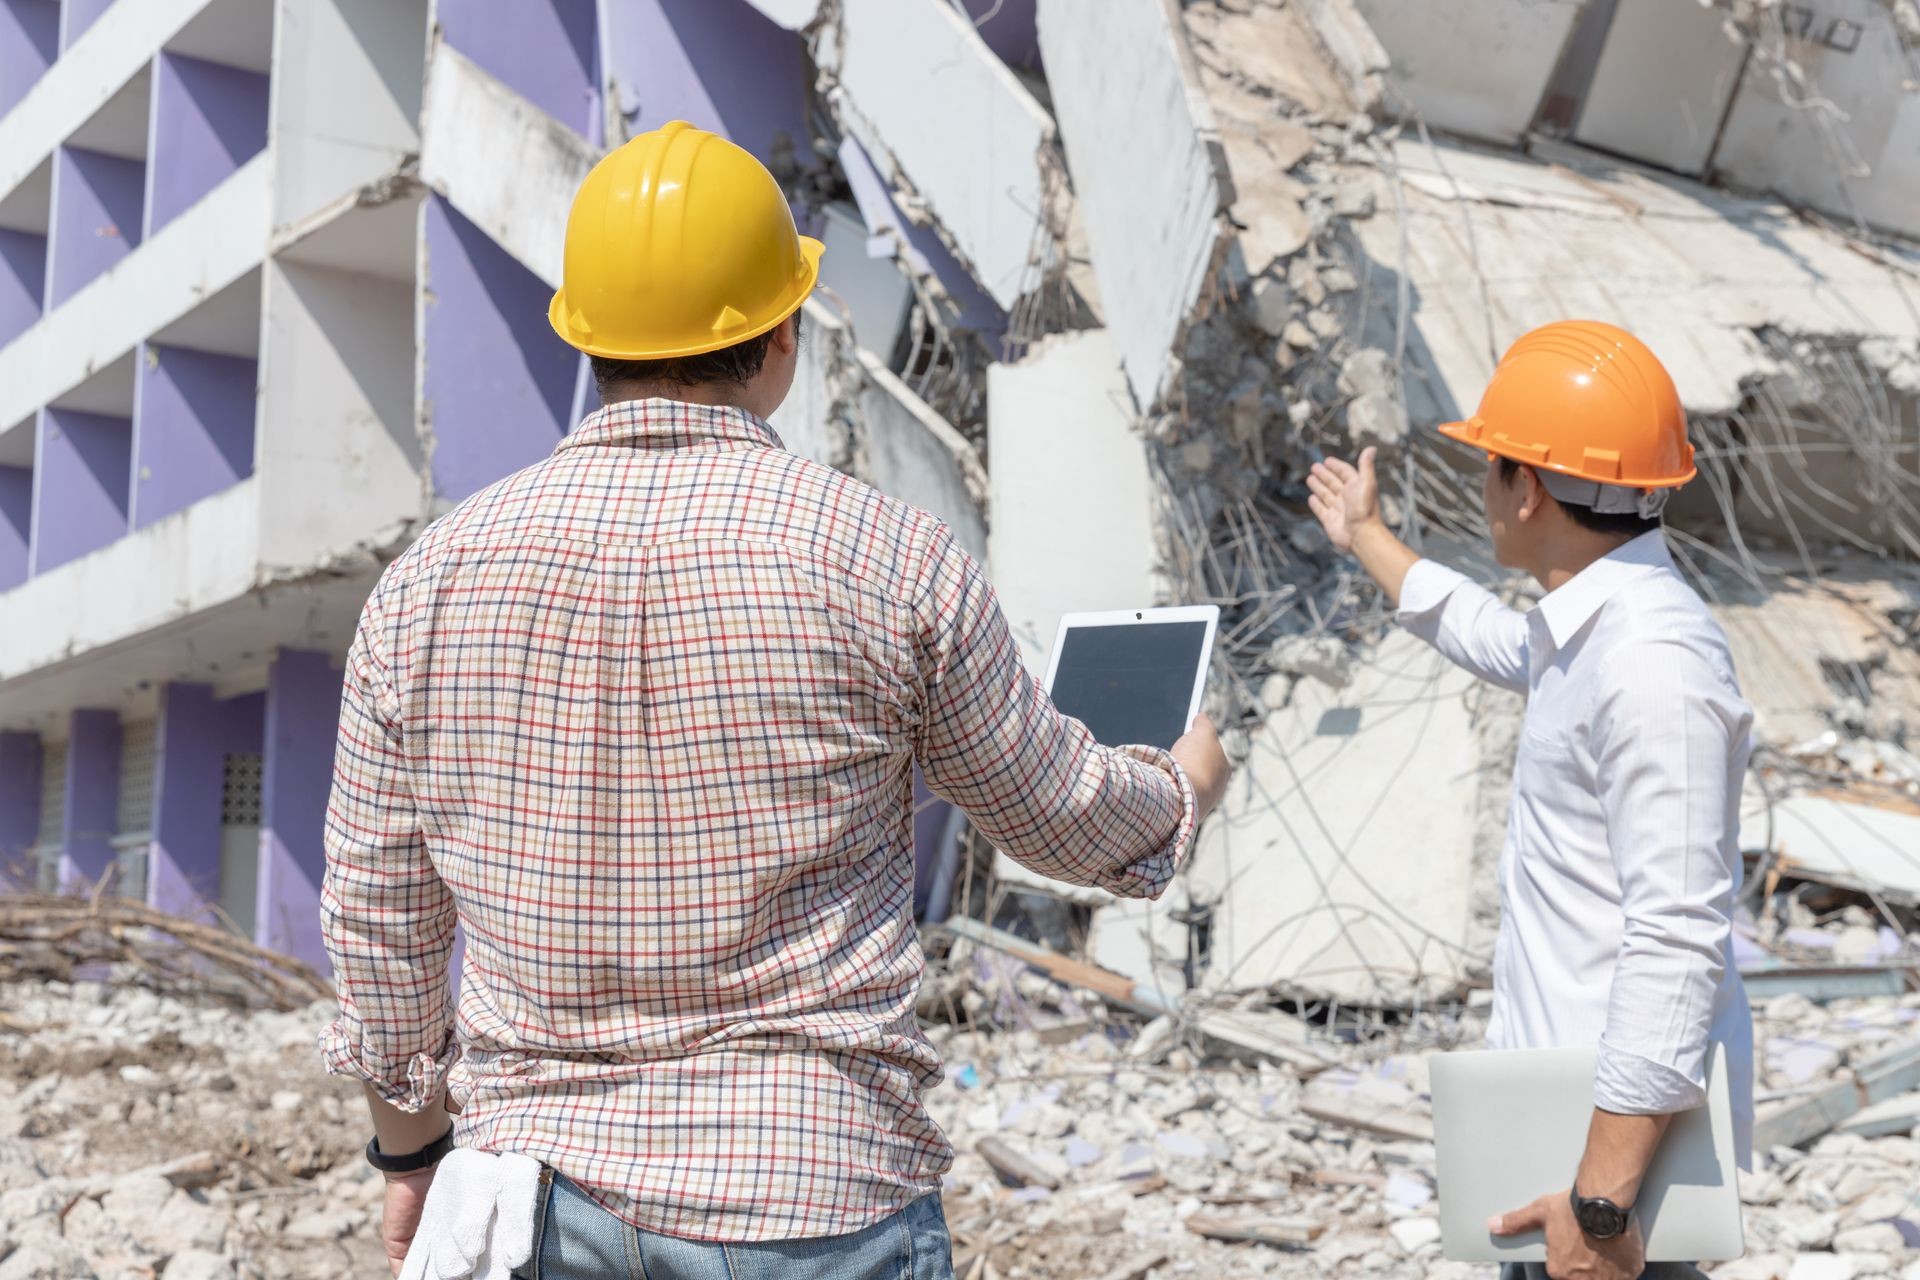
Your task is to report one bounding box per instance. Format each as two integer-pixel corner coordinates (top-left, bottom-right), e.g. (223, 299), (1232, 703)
(365, 1129), (455, 1174)
(1569, 1187), (1632, 1240)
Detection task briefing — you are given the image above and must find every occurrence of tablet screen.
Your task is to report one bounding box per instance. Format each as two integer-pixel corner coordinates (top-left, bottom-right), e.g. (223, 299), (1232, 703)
(1049, 621), (1210, 750)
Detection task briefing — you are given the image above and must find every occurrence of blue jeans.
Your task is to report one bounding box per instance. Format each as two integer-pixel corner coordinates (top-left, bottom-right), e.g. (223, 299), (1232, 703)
(515, 1172), (954, 1279)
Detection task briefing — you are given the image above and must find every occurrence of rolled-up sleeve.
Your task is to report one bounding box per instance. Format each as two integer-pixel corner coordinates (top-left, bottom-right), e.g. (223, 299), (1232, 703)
(909, 521), (1195, 898)
(317, 588), (458, 1112)
(1589, 642), (1743, 1116)
(1394, 559), (1531, 694)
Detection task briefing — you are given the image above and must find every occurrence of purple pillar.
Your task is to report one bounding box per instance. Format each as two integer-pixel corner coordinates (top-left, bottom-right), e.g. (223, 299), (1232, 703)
(131, 344), (256, 528)
(0, 464), (28, 589)
(146, 52), (269, 235)
(0, 0), (59, 117)
(421, 196), (576, 502)
(438, 0), (597, 138)
(61, 708), (118, 891)
(58, 0), (112, 50)
(0, 228), (47, 348)
(150, 682), (263, 918)
(48, 145), (144, 307)
(258, 649), (342, 972)
(598, 0), (808, 167)
(0, 731), (40, 889)
(31, 407), (129, 573)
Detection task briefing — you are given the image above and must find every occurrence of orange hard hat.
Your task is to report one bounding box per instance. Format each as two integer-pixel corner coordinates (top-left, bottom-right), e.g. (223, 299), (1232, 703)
(1439, 320), (1695, 489)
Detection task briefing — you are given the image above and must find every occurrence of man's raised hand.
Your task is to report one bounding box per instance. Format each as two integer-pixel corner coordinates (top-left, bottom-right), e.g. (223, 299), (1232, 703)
(1306, 446), (1382, 553)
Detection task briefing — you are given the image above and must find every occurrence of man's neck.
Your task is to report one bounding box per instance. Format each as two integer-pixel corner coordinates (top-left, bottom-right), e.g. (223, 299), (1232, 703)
(1529, 531), (1642, 595)
(602, 383), (753, 412)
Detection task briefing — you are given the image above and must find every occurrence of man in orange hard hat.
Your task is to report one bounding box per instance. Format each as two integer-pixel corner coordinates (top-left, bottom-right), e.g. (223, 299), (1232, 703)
(319, 121), (1230, 1277)
(1309, 321), (1753, 1280)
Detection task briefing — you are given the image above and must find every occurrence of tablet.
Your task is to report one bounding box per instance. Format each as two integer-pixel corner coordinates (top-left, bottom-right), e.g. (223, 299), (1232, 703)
(1044, 607), (1220, 751)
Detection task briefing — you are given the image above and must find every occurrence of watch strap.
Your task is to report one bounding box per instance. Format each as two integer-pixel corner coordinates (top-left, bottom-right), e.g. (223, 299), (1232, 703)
(365, 1129), (455, 1174)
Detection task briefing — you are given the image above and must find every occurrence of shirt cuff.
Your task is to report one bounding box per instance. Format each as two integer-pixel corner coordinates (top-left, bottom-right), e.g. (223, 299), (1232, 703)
(318, 1017), (458, 1113)
(1593, 1035), (1708, 1116)
(1097, 747), (1198, 899)
(1394, 559), (1470, 622)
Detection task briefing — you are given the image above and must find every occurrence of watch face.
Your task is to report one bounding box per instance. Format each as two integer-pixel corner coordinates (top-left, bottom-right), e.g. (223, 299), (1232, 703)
(1575, 1198), (1626, 1239)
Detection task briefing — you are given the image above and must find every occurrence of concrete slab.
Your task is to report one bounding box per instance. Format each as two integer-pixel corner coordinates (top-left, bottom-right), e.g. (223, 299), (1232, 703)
(1708, 0), (1920, 241)
(1574, 0), (1746, 177)
(982, 329), (1166, 905)
(1743, 794), (1920, 906)
(820, 0), (1056, 310)
(1352, 0), (1580, 145)
(1182, 632), (1481, 1003)
(1037, 0), (1229, 410)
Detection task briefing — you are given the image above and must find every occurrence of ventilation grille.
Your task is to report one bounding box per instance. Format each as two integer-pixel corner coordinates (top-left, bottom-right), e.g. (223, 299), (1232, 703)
(222, 753), (263, 827)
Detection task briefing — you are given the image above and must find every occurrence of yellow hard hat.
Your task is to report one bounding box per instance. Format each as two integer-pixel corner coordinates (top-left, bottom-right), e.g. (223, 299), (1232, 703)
(548, 120), (824, 360)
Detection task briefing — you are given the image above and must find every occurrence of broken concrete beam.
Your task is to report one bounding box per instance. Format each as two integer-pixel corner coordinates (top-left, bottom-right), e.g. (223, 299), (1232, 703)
(817, 0), (1058, 311)
(1037, 0), (1233, 410)
(1183, 1210), (1326, 1248)
(1753, 1036), (1920, 1151)
(419, 39), (594, 290)
(977, 1136), (1064, 1190)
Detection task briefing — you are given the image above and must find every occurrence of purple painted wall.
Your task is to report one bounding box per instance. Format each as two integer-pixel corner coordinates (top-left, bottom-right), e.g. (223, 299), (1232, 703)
(150, 682), (263, 918)
(960, 0), (1039, 70)
(32, 407), (129, 573)
(61, 708), (118, 890)
(58, 0), (112, 50)
(48, 145), (144, 307)
(132, 344), (256, 528)
(0, 731), (39, 888)
(422, 196), (576, 502)
(0, 0), (58, 121)
(439, 0), (597, 138)
(0, 228), (47, 347)
(146, 52), (269, 235)
(0, 463), (28, 589)
(257, 649), (342, 972)
(600, 0), (808, 169)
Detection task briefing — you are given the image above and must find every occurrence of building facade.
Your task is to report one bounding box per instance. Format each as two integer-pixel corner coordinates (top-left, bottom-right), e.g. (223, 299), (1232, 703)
(0, 0), (1017, 972)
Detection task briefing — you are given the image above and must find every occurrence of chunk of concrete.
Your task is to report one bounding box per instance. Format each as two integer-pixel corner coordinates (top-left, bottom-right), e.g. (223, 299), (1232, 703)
(1350, 0), (1581, 144)
(984, 330), (1167, 903)
(1038, 0), (1232, 411)
(822, 0), (1058, 310)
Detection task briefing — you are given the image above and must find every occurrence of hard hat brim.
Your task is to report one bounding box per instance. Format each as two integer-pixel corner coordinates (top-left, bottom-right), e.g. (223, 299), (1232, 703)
(549, 236), (826, 361)
(1436, 418), (1696, 489)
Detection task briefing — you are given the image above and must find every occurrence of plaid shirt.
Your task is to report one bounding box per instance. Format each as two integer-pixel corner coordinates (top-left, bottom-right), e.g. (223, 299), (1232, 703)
(319, 399), (1196, 1242)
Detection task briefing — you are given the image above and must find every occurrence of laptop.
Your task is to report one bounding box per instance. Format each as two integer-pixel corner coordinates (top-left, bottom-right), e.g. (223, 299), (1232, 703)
(1431, 1043), (1743, 1263)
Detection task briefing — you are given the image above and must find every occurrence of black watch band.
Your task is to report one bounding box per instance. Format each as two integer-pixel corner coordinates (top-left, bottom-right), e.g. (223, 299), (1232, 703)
(1569, 1187), (1631, 1240)
(365, 1129), (455, 1174)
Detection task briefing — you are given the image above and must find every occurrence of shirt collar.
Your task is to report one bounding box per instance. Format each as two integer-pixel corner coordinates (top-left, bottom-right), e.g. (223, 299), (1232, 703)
(555, 397), (786, 456)
(1531, 530), (1673, 651)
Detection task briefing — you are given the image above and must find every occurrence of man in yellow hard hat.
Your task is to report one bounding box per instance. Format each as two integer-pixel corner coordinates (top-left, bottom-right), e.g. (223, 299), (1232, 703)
(1308, 322), (1753, 1280)
(318, 120), (1230, 1277)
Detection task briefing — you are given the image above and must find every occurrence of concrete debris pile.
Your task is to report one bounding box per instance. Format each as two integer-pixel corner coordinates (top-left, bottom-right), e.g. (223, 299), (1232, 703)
(914, 905), (1920, 1280)
(0, 978), (385, 1280)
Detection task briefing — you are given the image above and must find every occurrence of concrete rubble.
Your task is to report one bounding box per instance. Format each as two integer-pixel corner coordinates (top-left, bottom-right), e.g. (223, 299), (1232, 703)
(4, 903), (1918, 1279)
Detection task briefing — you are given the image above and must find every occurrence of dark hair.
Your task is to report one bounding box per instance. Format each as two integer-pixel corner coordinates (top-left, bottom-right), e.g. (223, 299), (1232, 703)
(589, 310), (800, 400)
(1497, 456), (1660, 539)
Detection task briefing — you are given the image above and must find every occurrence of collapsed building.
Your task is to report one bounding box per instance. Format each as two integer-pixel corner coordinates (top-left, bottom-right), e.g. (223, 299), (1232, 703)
(0, 1), (1917, 1277)
(0, 0), (1915, 1011)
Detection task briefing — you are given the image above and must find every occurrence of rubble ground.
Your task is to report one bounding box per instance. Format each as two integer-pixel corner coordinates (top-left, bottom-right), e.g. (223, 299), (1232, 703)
(3, 925), (1918, 1280)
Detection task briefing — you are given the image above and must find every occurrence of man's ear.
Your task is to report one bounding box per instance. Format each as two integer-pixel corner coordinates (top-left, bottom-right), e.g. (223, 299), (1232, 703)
(770, 313), (800, 355)
(1516, 466), (1549, 524)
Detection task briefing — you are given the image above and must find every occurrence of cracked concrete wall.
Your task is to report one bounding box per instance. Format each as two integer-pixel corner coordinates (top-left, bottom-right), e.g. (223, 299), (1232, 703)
(1037, 0), (1233, 412)
(816, 0), (1060, 311)
(1350, 0), (1583, 144)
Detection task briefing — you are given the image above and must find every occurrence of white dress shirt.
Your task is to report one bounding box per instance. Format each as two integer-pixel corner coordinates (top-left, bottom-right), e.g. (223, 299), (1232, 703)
(1398, 531), (1755, 1165)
